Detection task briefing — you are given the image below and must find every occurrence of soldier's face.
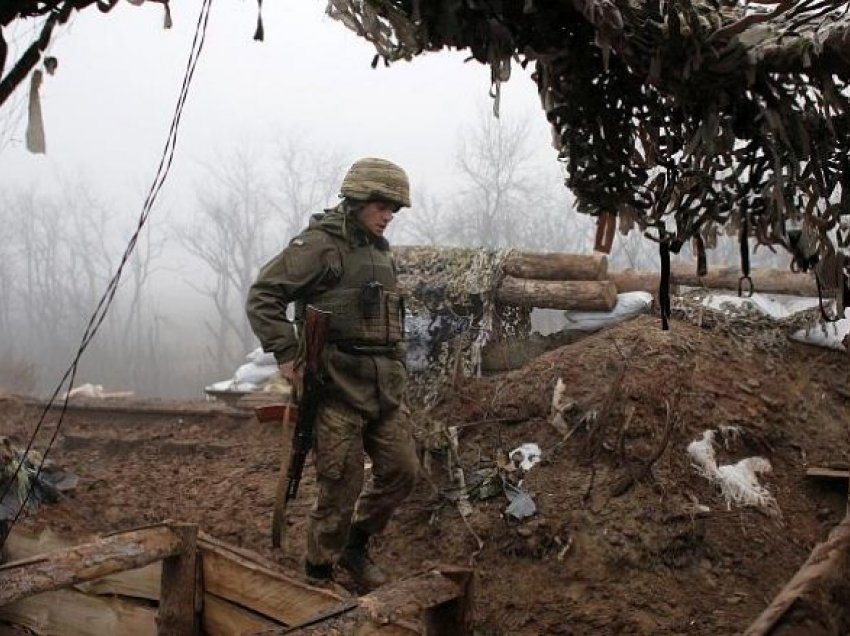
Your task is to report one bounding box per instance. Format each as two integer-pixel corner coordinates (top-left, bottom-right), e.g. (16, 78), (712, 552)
(357, 201), (397, 238)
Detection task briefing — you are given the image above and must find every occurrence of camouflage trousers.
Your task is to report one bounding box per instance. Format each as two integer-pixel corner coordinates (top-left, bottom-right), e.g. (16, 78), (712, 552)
(307, 398), (418, 567)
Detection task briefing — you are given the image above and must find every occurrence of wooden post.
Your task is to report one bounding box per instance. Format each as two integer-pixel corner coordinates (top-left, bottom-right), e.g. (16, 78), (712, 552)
(0, 524), (185, 607)
(423, 564), (474, 636)
(157, 523), (200, 636)
(502, 251), (607, 281)
(496, 276), (618, 311)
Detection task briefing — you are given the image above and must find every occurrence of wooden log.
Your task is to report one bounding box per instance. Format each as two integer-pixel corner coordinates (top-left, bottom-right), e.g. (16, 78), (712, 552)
(744, 514), (850, 635)
(608, 270), (667, 296)
(496, 276), (618, 311)
(0, 587), (156, 636)
(0, 524), (185, 606)
(198, 533), (344, 625)
(502, 251), (607, 281)
(157, 523), (200, 635)
(4, 526), (161, 601)
(610, 264), (818, 297)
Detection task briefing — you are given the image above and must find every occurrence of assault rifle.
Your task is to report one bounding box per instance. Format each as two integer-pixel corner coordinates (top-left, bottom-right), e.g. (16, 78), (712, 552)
(271, 305), (331, 549)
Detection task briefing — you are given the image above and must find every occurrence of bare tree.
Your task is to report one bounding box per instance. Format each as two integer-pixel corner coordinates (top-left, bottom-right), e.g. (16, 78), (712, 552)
(390, 189), (453, 246)
(274, 134), (346, 240)
(180, 149), (277, 376)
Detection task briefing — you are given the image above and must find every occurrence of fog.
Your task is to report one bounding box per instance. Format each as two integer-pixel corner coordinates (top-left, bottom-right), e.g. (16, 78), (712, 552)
(0, 1), (784, 399)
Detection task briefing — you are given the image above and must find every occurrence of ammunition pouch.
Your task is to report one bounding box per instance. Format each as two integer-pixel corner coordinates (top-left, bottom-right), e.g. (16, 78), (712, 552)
(310, 288), (405, 345)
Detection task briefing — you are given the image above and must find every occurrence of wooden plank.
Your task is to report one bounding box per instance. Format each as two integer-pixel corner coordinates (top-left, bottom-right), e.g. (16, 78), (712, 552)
(157, 523), (199, 635)
(496, 277), (618, 311)
(198, 535), (344, 625)
(23, 397), (252, 419)
(744, 514), (850, 635)
(502, 251), (607, 281)
(4, 526), (161, 601)
(0, 524), (184, 606)
(203, 594), (281, 636)
(805, 467), (850, 482)
(267, 570), (463, 635)
(0, 588), (156, 636)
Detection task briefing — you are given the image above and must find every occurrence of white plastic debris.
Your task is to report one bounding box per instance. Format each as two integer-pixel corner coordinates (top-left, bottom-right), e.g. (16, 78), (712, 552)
(509, 443), (542, 472)
(504, 481), (537, 520)
(687, 428), (780, 515)
(62, 383), (134, 400)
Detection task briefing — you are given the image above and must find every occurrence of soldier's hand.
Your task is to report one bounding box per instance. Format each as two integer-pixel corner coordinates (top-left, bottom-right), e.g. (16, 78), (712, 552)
(279, 361), (303, 402)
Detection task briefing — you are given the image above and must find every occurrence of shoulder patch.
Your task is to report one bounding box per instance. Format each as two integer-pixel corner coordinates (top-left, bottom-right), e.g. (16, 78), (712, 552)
(292, 239), (305, 246)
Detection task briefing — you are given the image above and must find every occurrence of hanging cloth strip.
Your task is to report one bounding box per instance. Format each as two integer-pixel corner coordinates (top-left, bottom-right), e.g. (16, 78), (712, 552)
(738, 215), (753, 297)
(659, 238), (671, 331)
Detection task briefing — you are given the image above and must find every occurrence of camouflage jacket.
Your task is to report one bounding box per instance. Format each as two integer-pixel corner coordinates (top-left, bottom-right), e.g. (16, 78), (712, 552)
(246, 204), (406, 419)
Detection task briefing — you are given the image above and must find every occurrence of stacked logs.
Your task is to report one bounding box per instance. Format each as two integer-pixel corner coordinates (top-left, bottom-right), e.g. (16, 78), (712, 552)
(496, 252), (617, 311)
(393, 247), (818, 310)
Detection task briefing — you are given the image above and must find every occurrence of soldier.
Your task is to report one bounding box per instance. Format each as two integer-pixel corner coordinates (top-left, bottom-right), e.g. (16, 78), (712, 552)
(246, 158), (419, 590)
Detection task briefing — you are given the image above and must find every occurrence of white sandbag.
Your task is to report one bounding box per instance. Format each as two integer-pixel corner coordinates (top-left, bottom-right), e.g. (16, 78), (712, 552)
(560, 291), (653, 332)
(790, 308), (849, 351)
(702, 292), (820, 320)
(233, 362), (277, 385)
(245, 347), (278, 367)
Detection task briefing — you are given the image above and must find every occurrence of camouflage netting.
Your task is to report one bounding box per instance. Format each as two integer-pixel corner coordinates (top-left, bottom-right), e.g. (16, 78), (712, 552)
(394, 246), (530, 406)
(327, 0), (850, 305)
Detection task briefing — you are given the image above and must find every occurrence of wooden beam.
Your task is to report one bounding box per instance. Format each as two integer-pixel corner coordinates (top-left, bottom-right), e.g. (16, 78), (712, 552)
(0, 587), (156, 636)
(502, 251), (607, 281)
(744, 514), (850, 635)
(496, 277), (618, 311)
(805, 467), (850, 482)
(198, 533), (345, 625)
(262, 569), (469, 635)
(0, 524), (185, 606)
(22, 396), (252, 420)
(203, 594), (282, 635)
(157, 523), (200, 635)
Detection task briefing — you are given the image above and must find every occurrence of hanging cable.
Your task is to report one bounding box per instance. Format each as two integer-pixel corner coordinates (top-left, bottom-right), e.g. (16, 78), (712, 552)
(0, 0), (214, 550)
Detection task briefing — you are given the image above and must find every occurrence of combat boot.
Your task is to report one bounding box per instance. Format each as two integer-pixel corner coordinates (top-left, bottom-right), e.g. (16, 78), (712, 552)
(304, 561), (334, 587)
(338, 526), (387, 591)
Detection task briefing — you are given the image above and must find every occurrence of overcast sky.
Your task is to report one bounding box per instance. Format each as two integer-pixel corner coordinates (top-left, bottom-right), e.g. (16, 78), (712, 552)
(0, 0), (561, 215)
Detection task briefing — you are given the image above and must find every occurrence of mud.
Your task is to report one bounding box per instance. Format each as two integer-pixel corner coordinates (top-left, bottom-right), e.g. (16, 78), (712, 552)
(1, 315), (848, 634)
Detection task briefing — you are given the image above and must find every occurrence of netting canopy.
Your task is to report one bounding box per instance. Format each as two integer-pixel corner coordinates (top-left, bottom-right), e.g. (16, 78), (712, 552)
(327, 0), (850, 277)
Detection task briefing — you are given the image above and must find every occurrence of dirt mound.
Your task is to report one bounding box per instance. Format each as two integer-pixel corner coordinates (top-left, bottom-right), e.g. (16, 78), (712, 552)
(1, 315), (848, 634)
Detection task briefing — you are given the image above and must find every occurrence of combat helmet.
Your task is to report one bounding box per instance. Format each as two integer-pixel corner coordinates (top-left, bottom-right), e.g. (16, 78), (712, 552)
(340, 158), (411, 208)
